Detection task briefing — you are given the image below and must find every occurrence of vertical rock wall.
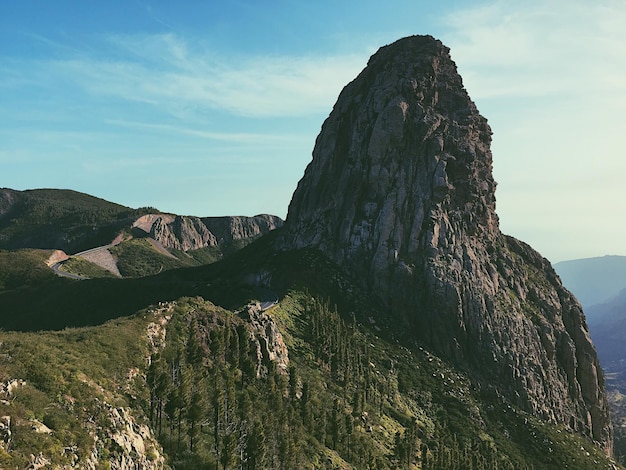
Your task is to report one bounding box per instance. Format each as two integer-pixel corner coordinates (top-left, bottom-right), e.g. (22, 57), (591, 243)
(283, 35), (612, 453)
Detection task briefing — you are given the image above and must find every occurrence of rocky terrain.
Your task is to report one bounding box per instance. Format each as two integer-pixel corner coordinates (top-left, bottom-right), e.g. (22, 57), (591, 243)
(132, 213), (283, 253)
(283, 35), (612, 453)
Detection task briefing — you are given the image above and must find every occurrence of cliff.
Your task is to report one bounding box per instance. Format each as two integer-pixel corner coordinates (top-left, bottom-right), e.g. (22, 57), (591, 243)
(283, 35), (612, 453)
(132, 214), (283, 252)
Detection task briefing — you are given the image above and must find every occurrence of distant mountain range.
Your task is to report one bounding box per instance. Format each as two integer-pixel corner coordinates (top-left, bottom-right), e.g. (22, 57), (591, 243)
(0, 187), (282, 279)
(554, 255), (626, 308)
(553, 256), (626, 363)
(554, 256), (626, 461)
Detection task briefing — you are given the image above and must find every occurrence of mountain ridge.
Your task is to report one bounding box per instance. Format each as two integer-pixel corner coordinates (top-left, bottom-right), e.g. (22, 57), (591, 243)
(0, 187), (283, 279)
(554, 255), (626, 308)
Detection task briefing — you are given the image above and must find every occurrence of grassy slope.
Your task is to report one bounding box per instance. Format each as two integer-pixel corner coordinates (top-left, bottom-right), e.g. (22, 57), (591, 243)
(53, 240), (224, 280)
(60, 256), (119, 278)
(0, 289), (617, 469)
(0, 249), (57, 291)
(0, 309), (159, 468)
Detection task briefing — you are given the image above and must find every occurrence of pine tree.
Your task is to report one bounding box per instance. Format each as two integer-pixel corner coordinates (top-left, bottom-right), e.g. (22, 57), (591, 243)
(246, 421), (266, 470)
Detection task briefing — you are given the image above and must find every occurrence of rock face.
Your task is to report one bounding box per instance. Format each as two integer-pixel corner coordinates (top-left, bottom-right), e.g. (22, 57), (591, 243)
(244, 302), (290, 377)
(133, 214), (218, 251)
(133, 214), (283, 252)
(283, 35), (612, 453)
(203, 215), (283, 247)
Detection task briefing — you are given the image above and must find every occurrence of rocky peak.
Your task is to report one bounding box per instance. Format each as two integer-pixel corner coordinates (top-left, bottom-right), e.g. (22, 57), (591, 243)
(133, 214), (218, 251)
(244, 302), (289, 377)
(286, 36), (497, 294)
(282, 35), (612, 453)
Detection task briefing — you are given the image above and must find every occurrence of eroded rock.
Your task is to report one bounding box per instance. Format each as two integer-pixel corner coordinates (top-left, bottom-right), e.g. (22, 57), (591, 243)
(282, 35), (612, 454)
(244, 302), (289, 376)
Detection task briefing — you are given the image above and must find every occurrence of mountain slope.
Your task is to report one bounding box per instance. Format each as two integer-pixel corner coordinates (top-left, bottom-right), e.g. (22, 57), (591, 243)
(0, 188), (150, 253)
(554, 256), (626, 308)
(0, 35), (619, 468)
(0, 188), (283, 281)
(550, 259), (626, 464)
(0, 244), (620, 469)
(282, 35), (612, 453)
(132, 213), (283, 254)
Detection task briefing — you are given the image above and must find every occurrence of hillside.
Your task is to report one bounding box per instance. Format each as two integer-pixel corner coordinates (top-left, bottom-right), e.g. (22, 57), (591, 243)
(0, 249), (58, 292)
(0, 188), (152, 253)
(282, 35), (612, 454)
(0, 242), (619, 469)
(553, 257), (626, 462)
(0, 188), (283, 281)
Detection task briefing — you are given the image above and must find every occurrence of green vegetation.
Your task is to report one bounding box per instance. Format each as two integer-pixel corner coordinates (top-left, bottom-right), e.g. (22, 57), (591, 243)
(0, 189), (155, 252)
(186, 246), (223, 265)
(0, 288), (617, 468)
(109, 240), (225, 278)
(110, 239), (197, 277)
(0, 311), (154, 468)
(0, 234), (620, 468)
(0, 249), (56, 291)
(60, 257), (118, 278)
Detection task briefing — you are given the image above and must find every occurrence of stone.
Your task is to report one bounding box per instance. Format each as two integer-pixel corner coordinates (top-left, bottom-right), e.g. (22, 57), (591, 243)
(132, 213), (283, 252)
(0, 415), (11, 446)
(282, 35), (612, 454)
(244, 302), (289, 376)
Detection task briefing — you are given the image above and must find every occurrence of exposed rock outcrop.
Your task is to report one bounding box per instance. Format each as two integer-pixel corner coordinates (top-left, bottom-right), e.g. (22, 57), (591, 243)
(133, 213), (283, 252)
(80, 399), (165, 470)
(0, 415), (11, 448)
(0, 188), (18, 219)
(244, 302), (289, 376)
(46, 250), (69, 266)
(133, 214), (217, 251)
(283, 35), (612, 453)
(203, 215), (283, 246)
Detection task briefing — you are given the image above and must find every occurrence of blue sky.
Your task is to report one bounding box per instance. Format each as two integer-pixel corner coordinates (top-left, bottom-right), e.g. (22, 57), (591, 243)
(1, 0), (625, 262)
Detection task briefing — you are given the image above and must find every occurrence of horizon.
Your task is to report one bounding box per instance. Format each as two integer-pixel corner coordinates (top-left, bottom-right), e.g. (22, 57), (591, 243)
(2, 0), (625, 263)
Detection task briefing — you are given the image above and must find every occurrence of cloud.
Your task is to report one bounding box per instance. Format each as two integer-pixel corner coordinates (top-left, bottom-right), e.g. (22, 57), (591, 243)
(105, 119), (302, 143)
(21, 33), (368, 119)
(441, 0), (626, 99)
(438, 0), (626, 260)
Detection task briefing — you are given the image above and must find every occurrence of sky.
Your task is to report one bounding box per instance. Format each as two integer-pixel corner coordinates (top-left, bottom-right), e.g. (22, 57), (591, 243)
(1, 0), (625, 263)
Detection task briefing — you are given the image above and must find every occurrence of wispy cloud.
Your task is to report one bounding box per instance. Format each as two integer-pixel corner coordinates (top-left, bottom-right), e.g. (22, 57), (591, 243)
(16, 33), (368, 119)
(437, 0), (626, 261)
(105, 119), (302, 143)
(443, 0), (626, 99)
